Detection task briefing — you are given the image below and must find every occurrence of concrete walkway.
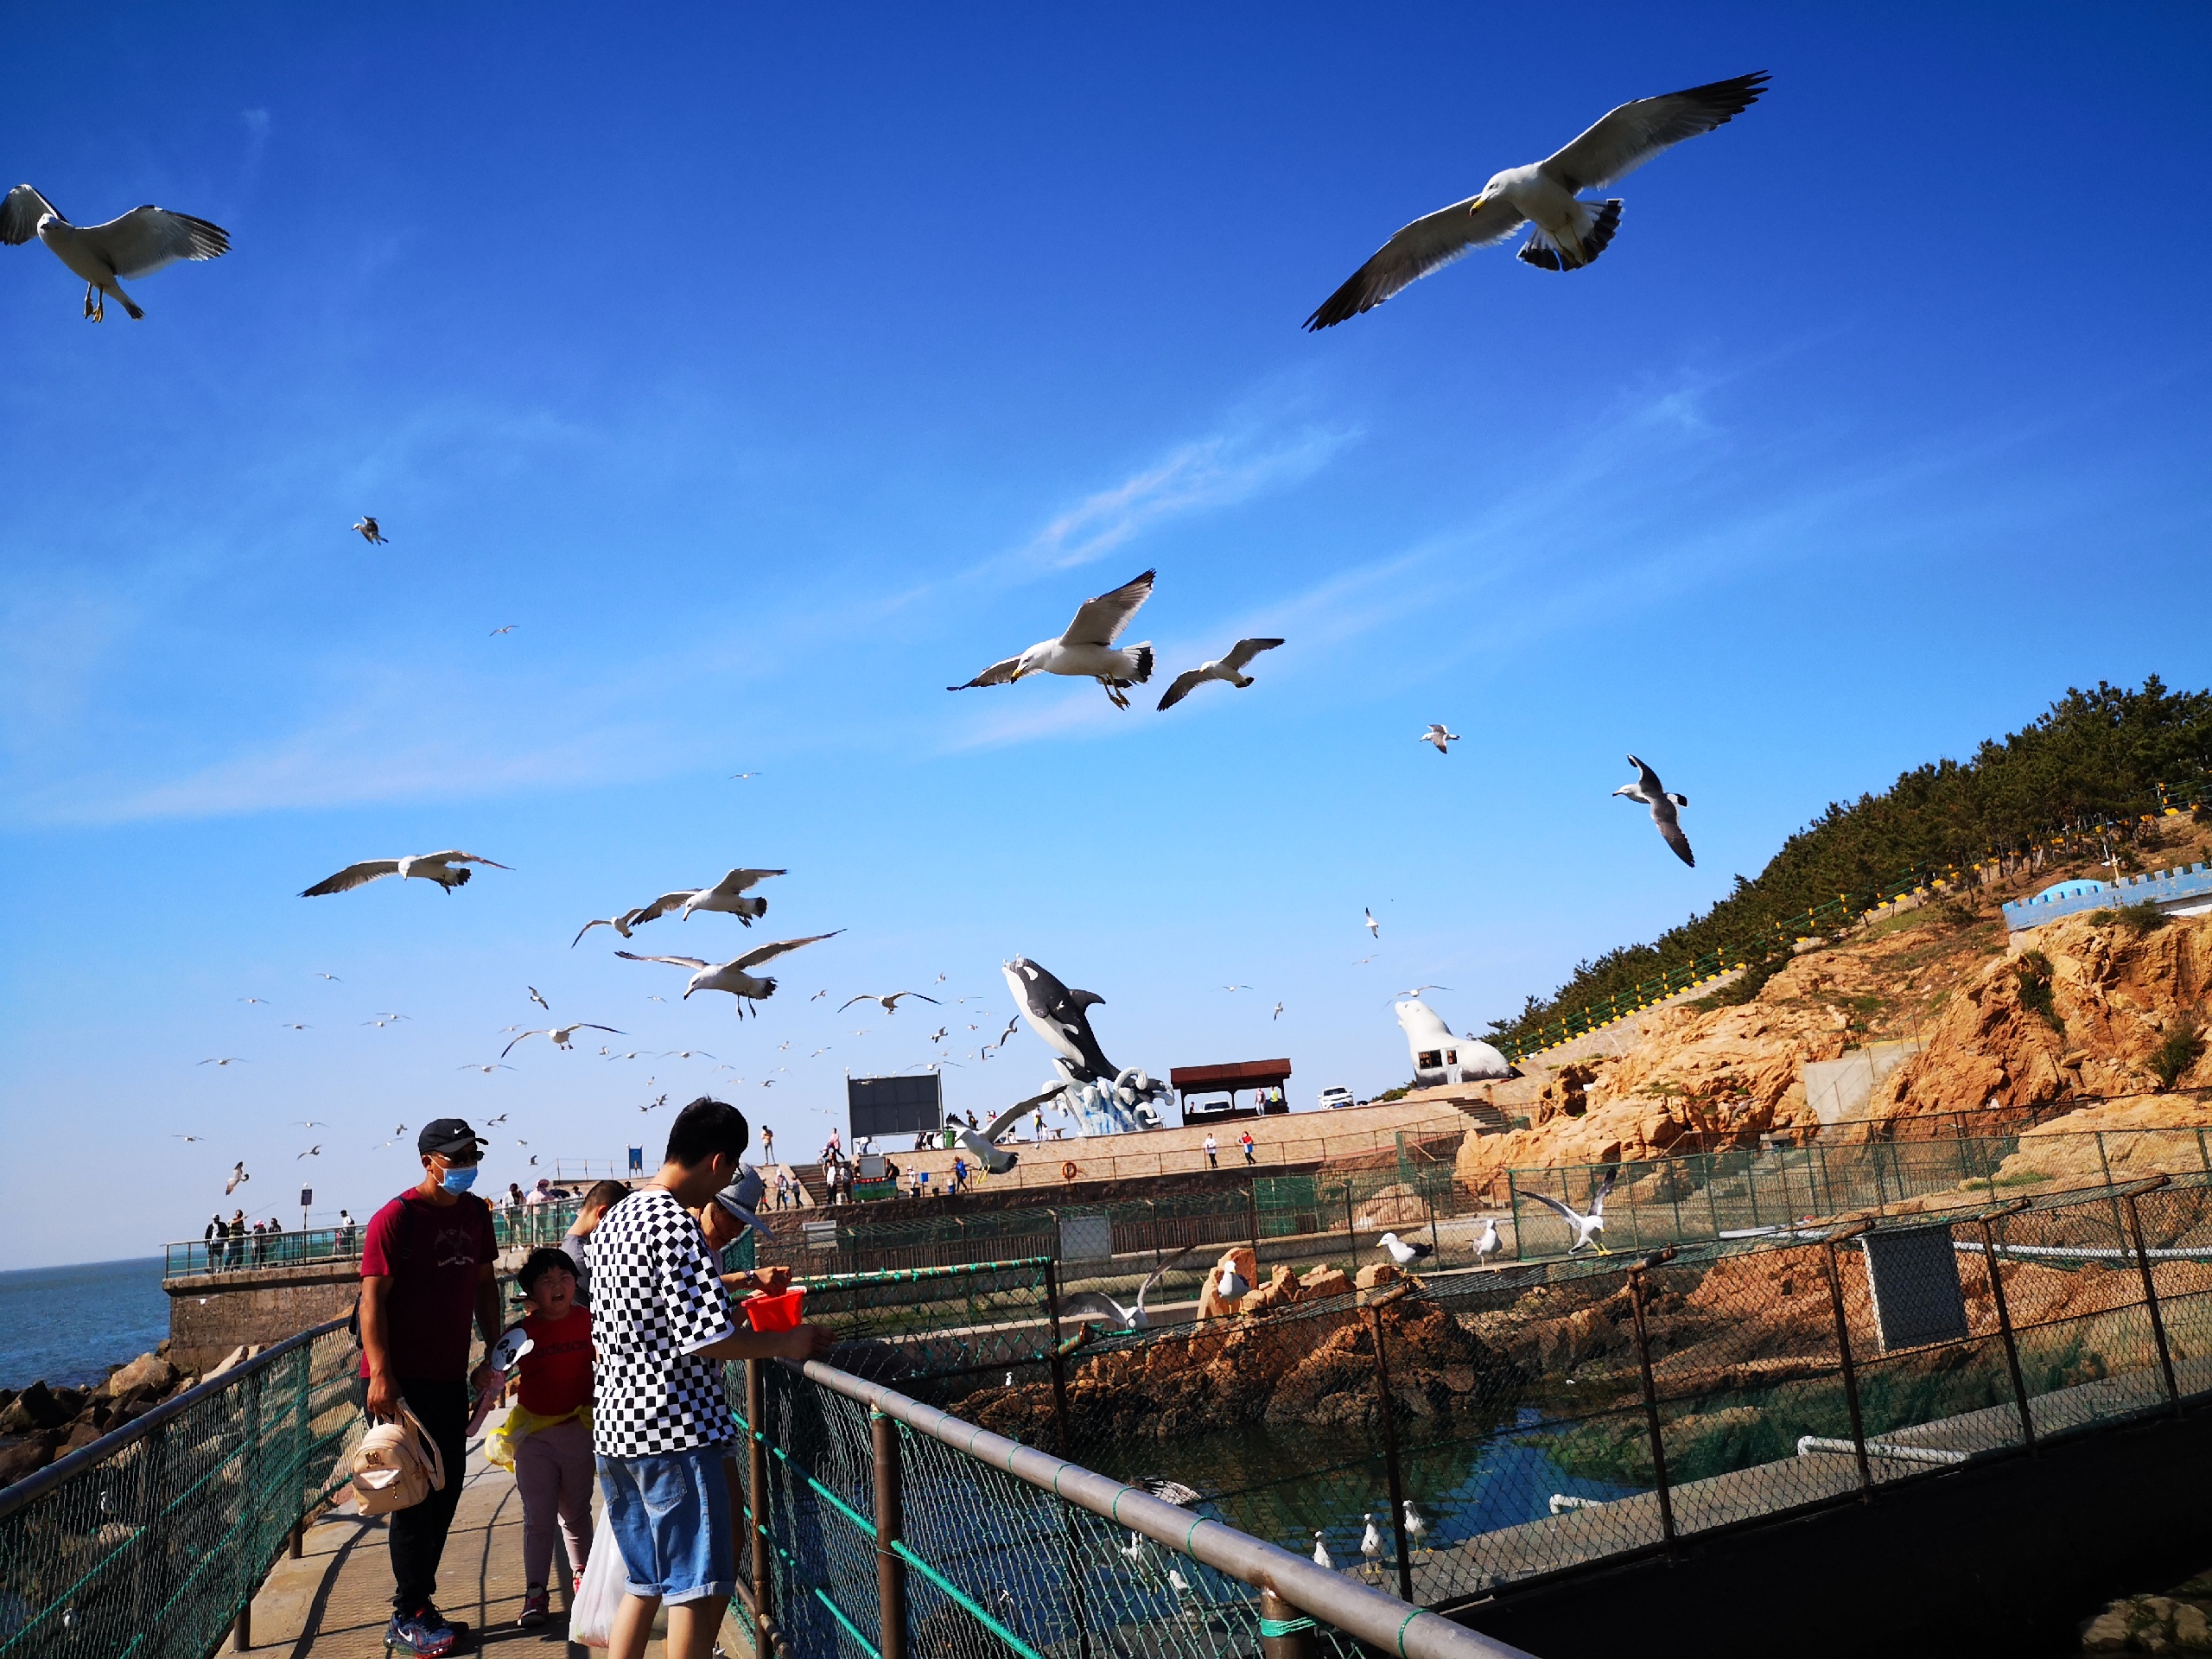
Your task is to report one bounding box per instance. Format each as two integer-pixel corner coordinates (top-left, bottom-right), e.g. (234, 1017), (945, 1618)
(232, 1445), (746, 1658)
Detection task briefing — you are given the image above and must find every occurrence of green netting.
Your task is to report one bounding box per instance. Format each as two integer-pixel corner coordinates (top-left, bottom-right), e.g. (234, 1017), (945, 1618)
(0, 1323), (361, 1658)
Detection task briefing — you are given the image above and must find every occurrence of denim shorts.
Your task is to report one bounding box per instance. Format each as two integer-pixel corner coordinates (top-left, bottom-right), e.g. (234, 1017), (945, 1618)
(597, 1445), (734, 1604)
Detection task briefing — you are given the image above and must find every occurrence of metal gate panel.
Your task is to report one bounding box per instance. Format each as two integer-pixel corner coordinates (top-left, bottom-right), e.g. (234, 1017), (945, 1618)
(1862, 1224), (1969, 1351)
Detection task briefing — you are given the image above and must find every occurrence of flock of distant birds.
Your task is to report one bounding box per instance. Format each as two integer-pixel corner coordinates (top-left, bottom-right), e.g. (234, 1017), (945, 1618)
(28, 67), (1765, 1201)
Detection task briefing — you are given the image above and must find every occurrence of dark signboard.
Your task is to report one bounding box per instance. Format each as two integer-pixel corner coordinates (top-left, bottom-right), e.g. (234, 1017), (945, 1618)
(848, 1072), (944, 1139)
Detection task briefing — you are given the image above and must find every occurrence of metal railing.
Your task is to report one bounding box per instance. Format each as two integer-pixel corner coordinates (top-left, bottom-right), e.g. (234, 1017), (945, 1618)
(1508, 1125), (2212, 1256)
(163, 1197), (586, 1280)
(728, 1342), (1536, 1659)
(0, 1318), (360, 1658)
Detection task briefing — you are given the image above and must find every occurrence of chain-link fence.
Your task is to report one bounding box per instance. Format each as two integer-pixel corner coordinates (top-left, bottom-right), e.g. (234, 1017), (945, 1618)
(880, 1174), (2212, 1619)
(726, 1343), (1533, 1659)
(1509, 1127), (2212, 1257)
(0, 1319), (361, 1658)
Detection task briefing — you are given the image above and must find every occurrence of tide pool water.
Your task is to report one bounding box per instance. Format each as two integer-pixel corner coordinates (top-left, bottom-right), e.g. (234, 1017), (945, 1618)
(0, 1256), (170, 1391)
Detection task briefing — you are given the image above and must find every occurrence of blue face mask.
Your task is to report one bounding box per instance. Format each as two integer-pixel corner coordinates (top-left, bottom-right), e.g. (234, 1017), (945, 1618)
(442, 1165), (479, 1194)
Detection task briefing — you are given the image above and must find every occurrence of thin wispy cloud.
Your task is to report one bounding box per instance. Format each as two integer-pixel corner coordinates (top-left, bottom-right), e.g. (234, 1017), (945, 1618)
(1015, 421), (1351, 571)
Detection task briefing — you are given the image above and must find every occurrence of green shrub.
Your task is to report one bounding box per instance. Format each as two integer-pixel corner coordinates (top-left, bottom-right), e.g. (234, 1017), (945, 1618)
(2013, 950), (2063, 1033)
(2151, 1020), (2205, 1090)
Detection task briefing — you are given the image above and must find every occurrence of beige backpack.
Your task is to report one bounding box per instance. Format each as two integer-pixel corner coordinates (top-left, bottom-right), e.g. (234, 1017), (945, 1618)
(347, 1404), (446, 1515)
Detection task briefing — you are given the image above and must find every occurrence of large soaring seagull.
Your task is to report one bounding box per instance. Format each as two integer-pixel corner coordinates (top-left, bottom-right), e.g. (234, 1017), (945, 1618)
(2, 184), (230, 321)
(1304, 73), (1768, 329)
(948, 569), (1157, 709)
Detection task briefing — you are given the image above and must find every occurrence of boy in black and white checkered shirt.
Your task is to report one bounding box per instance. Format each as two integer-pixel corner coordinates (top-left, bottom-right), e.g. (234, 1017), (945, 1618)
(591, 1098), (832, 1659)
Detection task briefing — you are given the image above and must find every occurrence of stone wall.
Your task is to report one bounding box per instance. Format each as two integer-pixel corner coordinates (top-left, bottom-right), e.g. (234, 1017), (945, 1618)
(165, 1262), (360, 1372)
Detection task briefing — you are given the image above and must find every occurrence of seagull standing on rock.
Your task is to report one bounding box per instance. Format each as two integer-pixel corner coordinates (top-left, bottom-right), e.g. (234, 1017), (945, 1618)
(1216, 1262), (1249, 1302)
(1614, 754), (1695, 867)
(1304, 73), (1769, 327)
(1360, 1515), (1384, 1581)
(2, 184), (230, 321)
(948, 569), (1158, 709)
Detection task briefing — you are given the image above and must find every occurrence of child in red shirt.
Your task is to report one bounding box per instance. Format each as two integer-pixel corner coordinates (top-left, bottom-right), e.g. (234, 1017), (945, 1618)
(495, 1248), (595, 1627)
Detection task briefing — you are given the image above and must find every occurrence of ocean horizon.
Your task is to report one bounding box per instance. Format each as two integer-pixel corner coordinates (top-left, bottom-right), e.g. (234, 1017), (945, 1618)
(0, 1256), (171, 1392)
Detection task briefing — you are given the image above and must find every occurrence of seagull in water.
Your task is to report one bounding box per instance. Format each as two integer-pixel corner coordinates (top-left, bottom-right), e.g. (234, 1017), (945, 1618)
(353, 518), (387, 544)
(617, 931), (844, 1016)
(1614, 753), (1694, 867)
(300, 850), (509, 896)
(1058, 1246), (1196, 1331)
(2, 184), (230, 321)
(501, 1023), (623, 1057)
(1527, 1173), (1616, 1254)
(1155, 638), (1285, 712)
(948, 569), (1157, 709)
(1303, 73), (1769, 327)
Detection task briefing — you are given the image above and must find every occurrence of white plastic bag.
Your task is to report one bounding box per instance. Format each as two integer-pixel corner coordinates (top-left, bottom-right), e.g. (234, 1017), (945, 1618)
(569, 1504), (623, 1649)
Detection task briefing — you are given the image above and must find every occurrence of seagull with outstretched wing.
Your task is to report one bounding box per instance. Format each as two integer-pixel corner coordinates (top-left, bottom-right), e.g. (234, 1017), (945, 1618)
(1155, 638), (1284, 712)
(949, 569), (1157, 709)
(1613, 753), (1694, 867)
(1305, 73), (1769, 327)
(1058, 1245), (1197, 1331)
(301, 850), (509, 897)
(616, 931), (844, 1016)
(2, 184), (230, 321)
(1525, 1172), (1616, 1254)
(501, 1023), (623, 1058)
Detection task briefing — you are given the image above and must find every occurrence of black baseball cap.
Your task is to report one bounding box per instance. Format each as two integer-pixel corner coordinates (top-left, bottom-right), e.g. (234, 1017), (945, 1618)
(417, 1118), (488, 1159)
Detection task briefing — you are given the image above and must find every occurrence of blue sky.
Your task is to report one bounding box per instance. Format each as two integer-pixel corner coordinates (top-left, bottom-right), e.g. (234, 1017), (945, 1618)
(5, 3), (2209, 1268)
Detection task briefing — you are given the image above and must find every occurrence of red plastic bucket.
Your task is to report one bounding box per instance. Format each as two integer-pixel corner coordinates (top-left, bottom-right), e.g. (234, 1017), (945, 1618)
(743, 1288), (805, 1332)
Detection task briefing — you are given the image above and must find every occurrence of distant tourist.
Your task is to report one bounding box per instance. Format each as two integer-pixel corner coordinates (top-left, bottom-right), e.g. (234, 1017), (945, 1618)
(1032, 1109), (1046, 1141)
(590, 1099), (830, 1659)
(773, 1169), (792, 1211)
(358, 1119), (500, 1657)
(760, 1125), (775, 1166)
(338, 1209), (357, 1254)
(1240, 1129), (1256, 1166)
(1203, 1133), (1219, 1170)
(226, 1211), (246, 1270)
(506, 1181), (528, 1211)
(526, 1178), (556, 1207)
(251, 1220), (268, 1267)
(204, 1213), (225, 1268)
(499, 1248), (596, 1630)
(950, 1154), (969, 1193)
(560, 1179), (630, 1306)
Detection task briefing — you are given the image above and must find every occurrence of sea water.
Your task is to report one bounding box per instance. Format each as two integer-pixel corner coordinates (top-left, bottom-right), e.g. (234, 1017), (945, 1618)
(0, 1257), (170, 1391)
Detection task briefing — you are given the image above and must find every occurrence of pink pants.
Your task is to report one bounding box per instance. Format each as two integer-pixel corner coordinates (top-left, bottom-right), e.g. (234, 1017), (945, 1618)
(514, 1416), (594, 1590)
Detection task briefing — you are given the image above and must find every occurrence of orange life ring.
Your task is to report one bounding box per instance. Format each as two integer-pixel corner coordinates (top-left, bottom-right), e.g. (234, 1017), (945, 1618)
(1060, 1160), (1080, 1181)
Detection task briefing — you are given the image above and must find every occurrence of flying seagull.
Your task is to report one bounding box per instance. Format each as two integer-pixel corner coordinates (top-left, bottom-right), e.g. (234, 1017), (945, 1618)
(2, 185), (230, 321)
(489, 624), (517, 636)
(1420, 725), (1459, 754)
(1378, 1231), (1433, 1270)
(501, 1023), (623, 1058)
(1363, 908), (1380, 939)
(301, 850), (509, 896)
(1058, 1245), (1197, 1331)
(527, 986), (550, 1011)
(616, 931), (844, 1016)
(297, 1145), (321, 1159)
(353, 518), (388, 544)
(1272, 1001), (1284, 1020)
(948, 569), (1157, 709)
(1155, 637), (1285, 712)
(459, 1063), (515, 1074)
(572, 908), (649, 946)
(1614, 753), (1694, 867)
(1526, 1173), (1616, 1254)
(225, 1162), (251, 1194)
(1303, 72), (1770, 328)
(622, 869), (785, 932)
(842, 990), (940, 1015)
(199, 1057), (246, 1066)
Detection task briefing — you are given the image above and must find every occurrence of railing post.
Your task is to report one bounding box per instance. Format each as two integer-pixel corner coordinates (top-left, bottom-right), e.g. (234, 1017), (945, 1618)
(1624, 1263), (1678, 1554)
(1258, 1585), (1321, 1659)
(1044, 1261), (1073, 1455)
(747, 1358), (776, 1649)
(2121, 1192), (2183, 1419)
(1363, 1302), (1414, 1603)
(1823, 1239), (1873, 1500)
(1979, 1217), (2037, 1453)
(870, 1409), (909, 1659)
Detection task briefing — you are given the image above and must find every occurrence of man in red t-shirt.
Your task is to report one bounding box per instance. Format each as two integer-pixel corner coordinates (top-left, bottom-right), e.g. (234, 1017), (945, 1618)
(358, 1118), (501, 1657)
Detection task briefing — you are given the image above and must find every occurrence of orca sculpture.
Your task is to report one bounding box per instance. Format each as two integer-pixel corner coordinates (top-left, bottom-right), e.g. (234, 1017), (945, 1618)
(1002, 957), (1117, 1082)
